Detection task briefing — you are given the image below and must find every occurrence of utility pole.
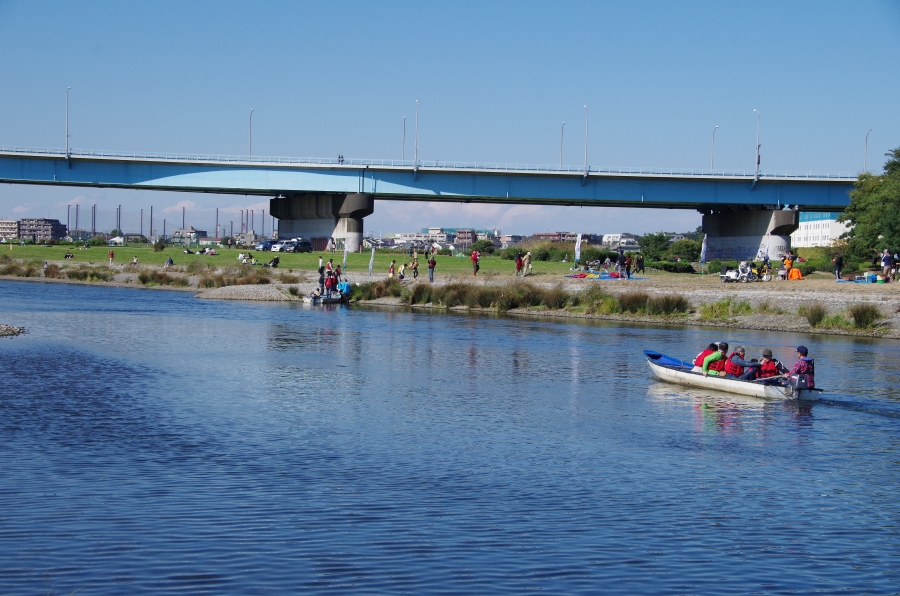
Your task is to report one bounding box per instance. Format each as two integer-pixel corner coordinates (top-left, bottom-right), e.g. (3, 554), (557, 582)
(150, 206), (153, 243)
(75, 205), (79, 239)
(65, 87), (71, 159)
(403, 116), (406, 161)
(215, 208), (219, 241)
(560, 122), (565, 167)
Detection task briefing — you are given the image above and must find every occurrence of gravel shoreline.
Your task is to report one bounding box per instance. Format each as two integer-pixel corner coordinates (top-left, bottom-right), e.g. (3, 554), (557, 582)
(3, 265), (899, 340)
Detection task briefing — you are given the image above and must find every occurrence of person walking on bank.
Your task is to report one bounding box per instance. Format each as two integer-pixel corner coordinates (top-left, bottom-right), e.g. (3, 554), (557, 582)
(522, 251), (532, 276)
(428, 255), (436, 282)
(108, 249), (114, 265)
(389, 260), (396, 279)
(515, 251), (523, 277)
(412, 260), (419, 280)
(832, 253), (844, 280)
(636, 254), (645, 275)
(471, 250), (480, 276)
(625, 253), (633, 280)
(881, 249), (893, 281)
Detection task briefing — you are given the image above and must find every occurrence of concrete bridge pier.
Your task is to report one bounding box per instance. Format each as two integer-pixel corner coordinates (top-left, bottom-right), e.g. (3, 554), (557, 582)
(702, 208), (799, 262)
(270, 193), (374, 251)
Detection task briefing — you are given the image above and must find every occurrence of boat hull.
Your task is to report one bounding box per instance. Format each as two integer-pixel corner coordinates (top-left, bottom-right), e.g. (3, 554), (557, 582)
(645, 352), (822, 401)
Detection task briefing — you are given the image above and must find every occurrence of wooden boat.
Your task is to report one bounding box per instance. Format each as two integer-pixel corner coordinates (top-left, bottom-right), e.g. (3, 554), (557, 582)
(644, 350), (822, 401)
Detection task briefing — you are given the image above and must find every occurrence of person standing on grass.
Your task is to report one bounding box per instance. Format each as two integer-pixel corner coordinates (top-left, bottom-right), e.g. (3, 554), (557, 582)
(515, 251), (523, 276)
(881, 249), (893, 281)
(522, 251), (532, 276)
(832, 253), (844, 280)
(389, 260), (396, 279)
(428, 255), (436, 282)
(412, 260), (419, 280)
(625, 253), (633, 279)
(471, 250), (480, 276)
(108, 249), (114, 265)
(636, 254), (645, 274)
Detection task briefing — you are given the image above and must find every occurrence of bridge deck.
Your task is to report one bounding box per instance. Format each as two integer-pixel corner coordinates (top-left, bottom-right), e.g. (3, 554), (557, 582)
(0, 146), (856, 211)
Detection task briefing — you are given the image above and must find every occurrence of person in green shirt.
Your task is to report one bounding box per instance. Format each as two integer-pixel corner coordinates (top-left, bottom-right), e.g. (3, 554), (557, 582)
(702, 342), (728, 377)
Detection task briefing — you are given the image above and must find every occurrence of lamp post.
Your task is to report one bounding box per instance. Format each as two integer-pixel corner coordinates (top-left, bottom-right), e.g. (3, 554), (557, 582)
(583, 106), (589, 175)
(865, 128), (873, 172)
(560, 122), (565, 168)
(402, 116), (406, 161)
(65, 87), (71, 157)
(753, 109), (760, 178)
(711, 125), (719, 171)
(249, 109), (254, 156)
(414, 100), (419, 167)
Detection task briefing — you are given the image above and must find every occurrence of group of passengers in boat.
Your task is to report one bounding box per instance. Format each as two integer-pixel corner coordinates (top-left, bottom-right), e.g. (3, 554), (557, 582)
(691, 342), (815, 388)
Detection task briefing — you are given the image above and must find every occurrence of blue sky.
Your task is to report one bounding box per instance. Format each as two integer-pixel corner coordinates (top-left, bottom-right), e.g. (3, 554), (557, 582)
(1, 0), (898, 236)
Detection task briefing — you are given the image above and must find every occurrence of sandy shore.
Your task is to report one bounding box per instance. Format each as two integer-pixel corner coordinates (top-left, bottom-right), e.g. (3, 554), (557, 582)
(3, 263), (899, 339)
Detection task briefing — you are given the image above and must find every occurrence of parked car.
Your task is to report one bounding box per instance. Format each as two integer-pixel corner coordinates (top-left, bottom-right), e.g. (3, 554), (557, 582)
(273, 241), (298, 253)
(270, 241), (289, 252)
(295, 241), (313, 253)
(255, 240), (278, 251)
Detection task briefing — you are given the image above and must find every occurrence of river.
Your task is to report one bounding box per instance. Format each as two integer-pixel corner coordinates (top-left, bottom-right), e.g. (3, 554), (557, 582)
(1, 280), (898, 594)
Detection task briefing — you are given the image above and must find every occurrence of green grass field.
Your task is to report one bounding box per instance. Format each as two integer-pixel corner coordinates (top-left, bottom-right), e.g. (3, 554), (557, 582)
(2, 244), (586, 279)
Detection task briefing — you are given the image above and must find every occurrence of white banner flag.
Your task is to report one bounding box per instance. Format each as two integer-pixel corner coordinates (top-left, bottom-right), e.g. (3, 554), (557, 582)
(368, 248), (375, 278)
(574, 233), (583, 263)
(342, 244), (349, 269)
(699, 234), (708, 264)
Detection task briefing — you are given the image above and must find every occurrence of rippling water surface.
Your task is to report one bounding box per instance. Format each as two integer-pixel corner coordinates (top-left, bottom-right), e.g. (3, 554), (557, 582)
(1, 280), (899, 594)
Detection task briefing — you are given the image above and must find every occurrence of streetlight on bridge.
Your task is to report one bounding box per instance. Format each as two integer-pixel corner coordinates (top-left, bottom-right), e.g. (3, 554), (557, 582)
(583, 106), (588, 175)
(65, 87), (71, 158)
(249, 109), (255, 157)
(560, 122), (565, 168)
(753, 109), (761, 178)
(711, 125), (718, 171)
(402, 116), (406, 161)
(865, 128), (873, 172)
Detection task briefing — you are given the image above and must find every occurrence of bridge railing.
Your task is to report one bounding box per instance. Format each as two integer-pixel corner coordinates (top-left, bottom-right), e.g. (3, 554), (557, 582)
(0, 145), (859, 180)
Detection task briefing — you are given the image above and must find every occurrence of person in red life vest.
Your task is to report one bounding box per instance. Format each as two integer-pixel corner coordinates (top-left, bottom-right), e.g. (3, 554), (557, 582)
(723, 345), (761, 380)
(785, 345), (815, 388)
(755, 348), (788, 382)
(701, 342), (729, 376)
(471, 250), (480, 276)
(692, 343), (719, 373)
(324, 271), (336, 298)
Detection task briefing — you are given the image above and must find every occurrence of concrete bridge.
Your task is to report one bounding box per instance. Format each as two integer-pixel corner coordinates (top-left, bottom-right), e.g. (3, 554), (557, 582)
(0, 146), (856, 259)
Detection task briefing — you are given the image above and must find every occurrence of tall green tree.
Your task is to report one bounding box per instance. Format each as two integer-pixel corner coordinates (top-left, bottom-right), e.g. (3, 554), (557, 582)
(637, 232), (671, 261)
(839, 148), (900, 258)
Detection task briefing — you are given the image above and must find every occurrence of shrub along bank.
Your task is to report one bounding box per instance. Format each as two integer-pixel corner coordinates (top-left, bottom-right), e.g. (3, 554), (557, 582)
(352, 280), (692, 316)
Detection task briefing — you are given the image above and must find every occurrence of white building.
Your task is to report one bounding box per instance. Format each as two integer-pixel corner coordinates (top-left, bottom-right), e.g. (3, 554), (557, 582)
(790, 212), (848, 248)
(0, 219), (18, 239)
(601, 233), (640, 250)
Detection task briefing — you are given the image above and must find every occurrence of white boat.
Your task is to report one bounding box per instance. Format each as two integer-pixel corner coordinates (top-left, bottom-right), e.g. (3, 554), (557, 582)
(644, 350), (822, 401)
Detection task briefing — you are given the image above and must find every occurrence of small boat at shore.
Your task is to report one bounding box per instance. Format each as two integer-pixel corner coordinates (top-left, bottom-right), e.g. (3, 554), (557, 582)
(644, 350), (822, 401)
(303, 294), (348, 305)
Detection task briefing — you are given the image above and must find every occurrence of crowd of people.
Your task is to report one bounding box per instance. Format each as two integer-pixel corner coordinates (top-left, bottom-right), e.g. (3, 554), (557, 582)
(691, 342), (815, 388)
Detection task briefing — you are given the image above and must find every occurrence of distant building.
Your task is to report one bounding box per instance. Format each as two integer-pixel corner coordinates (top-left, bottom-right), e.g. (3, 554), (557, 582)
(170, 226), (208, 243)
(454, 229), (478, 246)
(0, 219), (19, 239)
(532, 231), (578, 243)
(18, 218), (67, 241)
(601, 233), (640, 251)
(791, 212), (848, 248)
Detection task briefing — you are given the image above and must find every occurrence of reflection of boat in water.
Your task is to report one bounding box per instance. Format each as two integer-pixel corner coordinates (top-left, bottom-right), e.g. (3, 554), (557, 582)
(645, 350), (822, 401)
(645, 381), (767, 410)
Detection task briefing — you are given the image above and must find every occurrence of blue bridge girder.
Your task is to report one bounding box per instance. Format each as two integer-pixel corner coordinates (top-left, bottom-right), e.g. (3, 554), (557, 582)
(0, 147), (856, 211)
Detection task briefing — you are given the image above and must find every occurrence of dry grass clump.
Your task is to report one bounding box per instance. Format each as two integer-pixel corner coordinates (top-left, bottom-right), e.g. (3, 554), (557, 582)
(699, 296), (752, 320)
(186, 260), (213, 274)
(277, 273), (303, 284)
(138, 270), (176, 285)
(65, 267), (112, 282)
(646, 294), (690, 315)
(353, 279), (404, 300)
(848, 303), (881, 328)
(43, 264), (63, 279)
(0, 263), (38, 277)
(197, 268), (271, 288)
(799, 301), (828, 327)
(617, 291), (650, 313)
